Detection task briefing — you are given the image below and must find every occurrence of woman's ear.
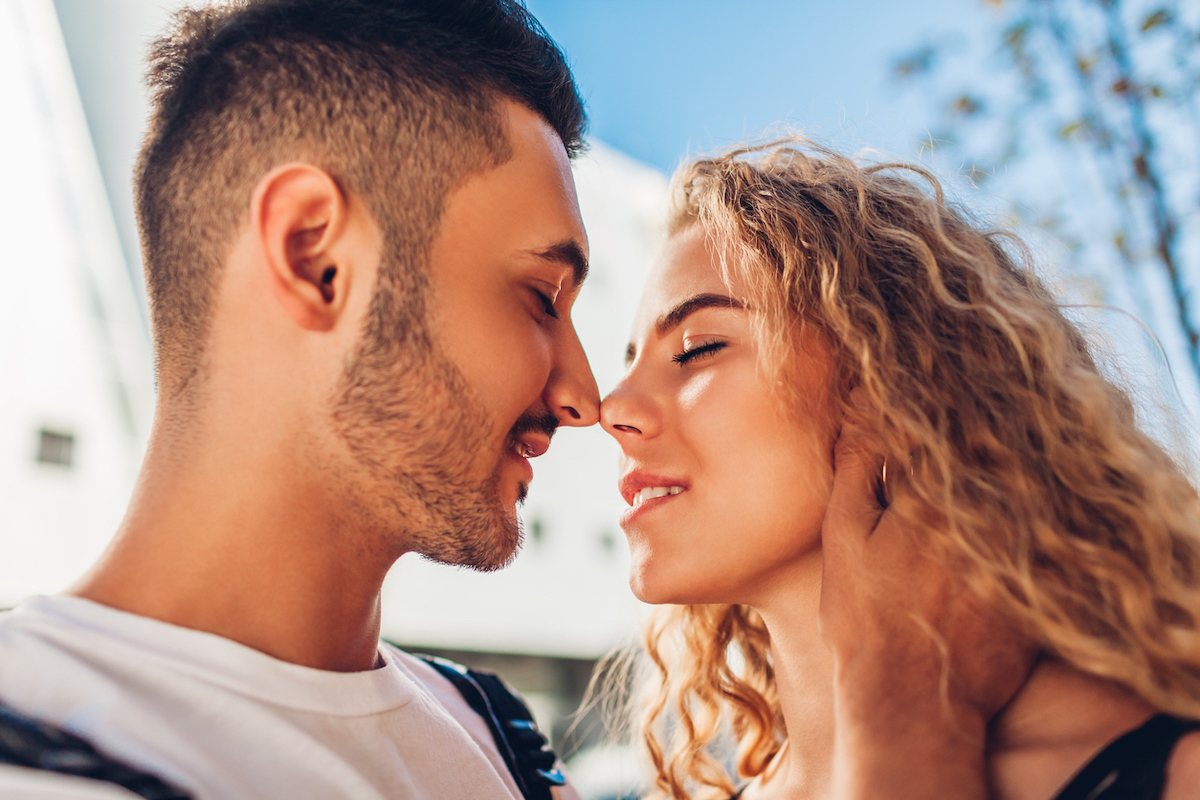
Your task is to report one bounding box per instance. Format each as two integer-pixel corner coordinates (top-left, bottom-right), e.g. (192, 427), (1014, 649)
(251, 163), (358, 332)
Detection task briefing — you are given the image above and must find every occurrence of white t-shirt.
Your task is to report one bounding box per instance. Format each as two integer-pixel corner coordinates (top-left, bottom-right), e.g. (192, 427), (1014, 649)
(0, 596), (579, 800)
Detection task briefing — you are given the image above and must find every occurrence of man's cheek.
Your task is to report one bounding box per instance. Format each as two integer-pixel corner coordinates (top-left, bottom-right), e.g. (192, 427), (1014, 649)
(511, 356), (553, 414)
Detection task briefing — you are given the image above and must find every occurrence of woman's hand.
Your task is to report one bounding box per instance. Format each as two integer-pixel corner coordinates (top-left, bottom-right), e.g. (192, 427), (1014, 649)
(820, 390), (1036, 799)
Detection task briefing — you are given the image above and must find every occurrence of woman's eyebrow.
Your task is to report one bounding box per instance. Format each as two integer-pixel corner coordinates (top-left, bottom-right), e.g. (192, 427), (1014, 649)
(654, 293), (745, 337)
(625, 293), (747, 366)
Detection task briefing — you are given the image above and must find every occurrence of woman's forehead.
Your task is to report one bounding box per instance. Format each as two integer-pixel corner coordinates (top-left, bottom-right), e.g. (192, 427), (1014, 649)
(632, 228), (737, 333)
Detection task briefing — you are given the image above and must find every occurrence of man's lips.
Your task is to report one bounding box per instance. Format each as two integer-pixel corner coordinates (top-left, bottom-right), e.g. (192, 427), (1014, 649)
(511, 432), (550, 459)
(508, 409), (557, 459)
(503, 410), (558, 486)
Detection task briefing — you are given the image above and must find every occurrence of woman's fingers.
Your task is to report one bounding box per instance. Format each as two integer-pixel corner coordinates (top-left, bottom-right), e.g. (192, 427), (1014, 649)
(824, 391), (886, 556)
(820, 389), (890, 645)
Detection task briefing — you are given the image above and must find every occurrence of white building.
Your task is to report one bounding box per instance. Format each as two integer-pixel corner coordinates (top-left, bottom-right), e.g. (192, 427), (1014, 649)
(0, 0), (153, 607)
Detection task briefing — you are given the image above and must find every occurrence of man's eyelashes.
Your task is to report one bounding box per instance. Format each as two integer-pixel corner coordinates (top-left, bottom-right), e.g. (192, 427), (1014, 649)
(534, 289), (559, 320)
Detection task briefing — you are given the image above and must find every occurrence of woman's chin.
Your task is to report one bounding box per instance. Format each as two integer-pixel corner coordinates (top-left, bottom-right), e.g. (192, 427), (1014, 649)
(628, 564), (679, 605)
(629, 565), (724, 606)
(629, 577), (670, 606)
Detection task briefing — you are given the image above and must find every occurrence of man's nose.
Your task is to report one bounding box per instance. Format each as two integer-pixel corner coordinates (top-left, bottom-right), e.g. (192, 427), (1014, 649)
(544, 324), (600, 427)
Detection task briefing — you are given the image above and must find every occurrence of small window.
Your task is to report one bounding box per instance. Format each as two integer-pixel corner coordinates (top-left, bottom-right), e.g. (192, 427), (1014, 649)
(598, 529), (616, 553)
(37, 429), (75, 467)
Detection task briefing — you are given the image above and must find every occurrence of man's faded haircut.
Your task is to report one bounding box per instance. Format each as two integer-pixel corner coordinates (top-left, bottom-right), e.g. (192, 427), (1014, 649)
(135, 0), (586, 395)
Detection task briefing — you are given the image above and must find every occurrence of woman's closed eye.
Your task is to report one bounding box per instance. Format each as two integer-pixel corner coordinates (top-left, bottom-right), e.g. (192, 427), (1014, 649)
(672, 339), (727, 365)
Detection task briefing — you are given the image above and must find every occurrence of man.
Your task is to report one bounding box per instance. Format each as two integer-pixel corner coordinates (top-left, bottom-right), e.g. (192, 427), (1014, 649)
(0, 1), (1026, 798)
(0, 1), (595, 797)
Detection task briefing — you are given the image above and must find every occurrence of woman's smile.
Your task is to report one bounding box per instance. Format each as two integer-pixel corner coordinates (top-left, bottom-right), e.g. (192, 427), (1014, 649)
(619, 469), (690, 526)
(601, 225), (836, 606)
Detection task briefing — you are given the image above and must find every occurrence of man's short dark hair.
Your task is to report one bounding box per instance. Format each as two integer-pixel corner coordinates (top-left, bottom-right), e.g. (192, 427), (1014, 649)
(135, 0), (586, 395)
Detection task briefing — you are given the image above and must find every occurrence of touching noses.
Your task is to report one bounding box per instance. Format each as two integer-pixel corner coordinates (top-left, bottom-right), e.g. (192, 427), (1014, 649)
(600, 370), (657, 442)
(545, 325), (600, 428)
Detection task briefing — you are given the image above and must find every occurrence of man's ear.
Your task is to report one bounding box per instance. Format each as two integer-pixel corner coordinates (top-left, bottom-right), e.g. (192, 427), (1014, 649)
(251, 164), (362, 332)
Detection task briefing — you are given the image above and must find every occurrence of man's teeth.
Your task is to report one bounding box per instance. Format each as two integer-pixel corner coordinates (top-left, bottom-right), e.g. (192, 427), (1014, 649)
(632, 486), (685, 507)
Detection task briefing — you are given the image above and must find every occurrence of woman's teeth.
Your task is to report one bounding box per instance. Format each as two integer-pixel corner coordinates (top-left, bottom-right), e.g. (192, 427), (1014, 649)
(632, 486), (685, 507)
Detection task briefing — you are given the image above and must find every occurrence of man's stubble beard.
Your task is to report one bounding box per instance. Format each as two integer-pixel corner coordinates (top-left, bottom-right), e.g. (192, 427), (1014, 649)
(332, 268), (523, 573)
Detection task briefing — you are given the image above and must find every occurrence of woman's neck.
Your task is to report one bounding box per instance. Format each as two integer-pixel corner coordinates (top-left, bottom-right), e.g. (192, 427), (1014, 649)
(741, 554), (1155, 800)
(745, 551), (837, 800)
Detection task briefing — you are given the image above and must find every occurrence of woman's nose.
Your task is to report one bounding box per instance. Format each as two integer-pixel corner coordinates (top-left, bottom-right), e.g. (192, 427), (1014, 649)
(600, 375), (659, 441)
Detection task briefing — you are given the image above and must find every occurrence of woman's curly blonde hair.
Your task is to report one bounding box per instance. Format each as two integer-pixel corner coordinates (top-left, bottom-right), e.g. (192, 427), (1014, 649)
(620, 140), (1200, 800)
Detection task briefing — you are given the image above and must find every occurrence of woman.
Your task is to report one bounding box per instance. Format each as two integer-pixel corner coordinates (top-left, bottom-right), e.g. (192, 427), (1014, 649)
(599, 140), (1200, 799)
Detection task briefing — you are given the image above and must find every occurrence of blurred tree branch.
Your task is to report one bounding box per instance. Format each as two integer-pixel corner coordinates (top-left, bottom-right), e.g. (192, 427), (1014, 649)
(895, 0), (1200, 383)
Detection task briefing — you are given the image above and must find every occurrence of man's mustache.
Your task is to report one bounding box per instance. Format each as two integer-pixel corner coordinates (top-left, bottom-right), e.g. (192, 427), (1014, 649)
(508, 409), (559, 446)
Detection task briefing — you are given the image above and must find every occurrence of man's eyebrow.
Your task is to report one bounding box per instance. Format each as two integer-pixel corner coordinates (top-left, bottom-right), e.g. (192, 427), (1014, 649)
(530, 239), (589, 287)
(654, 293), (745, 337)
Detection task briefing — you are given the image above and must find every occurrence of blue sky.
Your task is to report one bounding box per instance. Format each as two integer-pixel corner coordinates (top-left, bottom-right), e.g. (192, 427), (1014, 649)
(524, 0), (993, 173)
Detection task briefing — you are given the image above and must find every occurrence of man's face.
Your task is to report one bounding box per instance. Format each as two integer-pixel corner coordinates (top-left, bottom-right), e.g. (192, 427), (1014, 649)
(335, 101), (598, 571)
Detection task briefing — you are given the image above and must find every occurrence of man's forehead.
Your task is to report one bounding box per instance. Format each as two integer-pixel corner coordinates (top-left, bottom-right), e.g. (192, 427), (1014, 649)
(427, 99), (589, 288)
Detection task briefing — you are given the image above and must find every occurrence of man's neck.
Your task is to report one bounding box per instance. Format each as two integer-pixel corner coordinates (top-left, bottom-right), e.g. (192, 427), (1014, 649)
(71, 408), (394, 673)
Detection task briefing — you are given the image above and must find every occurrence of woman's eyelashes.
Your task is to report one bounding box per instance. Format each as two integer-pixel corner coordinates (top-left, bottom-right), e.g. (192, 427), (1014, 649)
(672, 338), (727, 365)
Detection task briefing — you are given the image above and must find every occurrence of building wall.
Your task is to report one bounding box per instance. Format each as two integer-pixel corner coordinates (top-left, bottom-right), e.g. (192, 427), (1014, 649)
(0, 0), (152, 606)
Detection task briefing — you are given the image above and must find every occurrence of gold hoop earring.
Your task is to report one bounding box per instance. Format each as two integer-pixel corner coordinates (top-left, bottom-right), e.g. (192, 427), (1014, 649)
(876, 455), (891, 509)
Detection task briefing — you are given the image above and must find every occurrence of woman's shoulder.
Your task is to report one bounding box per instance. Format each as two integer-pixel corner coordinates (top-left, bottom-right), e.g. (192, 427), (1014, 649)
(1164, 728), (1200, 800)
(1052, 714), (1200, 800)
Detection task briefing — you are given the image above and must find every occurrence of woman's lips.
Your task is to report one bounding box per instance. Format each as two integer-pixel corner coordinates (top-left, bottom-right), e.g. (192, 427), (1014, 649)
(631, 485), (685, 506)
(618, 476), (689, 527)
(620, 489), (686, 527)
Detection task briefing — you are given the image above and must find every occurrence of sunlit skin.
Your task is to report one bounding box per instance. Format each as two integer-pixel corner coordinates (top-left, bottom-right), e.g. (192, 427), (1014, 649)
(603, 225), (840, 797)
(601, 226), (1200, 799)
(70, 100), (598, 674)
(602, 226), (837, 608)
(425, 104), (597, 513)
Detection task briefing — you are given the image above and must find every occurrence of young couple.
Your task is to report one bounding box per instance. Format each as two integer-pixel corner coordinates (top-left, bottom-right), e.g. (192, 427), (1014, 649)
(0, 1), (1198, 798)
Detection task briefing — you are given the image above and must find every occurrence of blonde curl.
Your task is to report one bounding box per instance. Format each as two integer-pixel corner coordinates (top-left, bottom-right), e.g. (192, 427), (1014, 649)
(620, 139), (1200, 799)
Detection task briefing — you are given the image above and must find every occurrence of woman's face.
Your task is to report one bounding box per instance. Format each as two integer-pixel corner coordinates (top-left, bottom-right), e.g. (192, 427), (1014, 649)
(601, 226), (838, 606)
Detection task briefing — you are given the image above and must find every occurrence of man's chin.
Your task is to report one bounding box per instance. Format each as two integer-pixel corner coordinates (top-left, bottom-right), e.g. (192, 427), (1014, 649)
(417, 511), (523, 573)
(469, 519), (523, 573)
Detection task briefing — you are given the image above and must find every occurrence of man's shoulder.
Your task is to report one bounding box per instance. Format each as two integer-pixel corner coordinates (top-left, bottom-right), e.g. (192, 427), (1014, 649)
(0, 596), (160, 689)
(380, 645), (479, 729)
(0, 597), (92, 676)
(382, 647), (585, 800)
(0, 764), (143, 800)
